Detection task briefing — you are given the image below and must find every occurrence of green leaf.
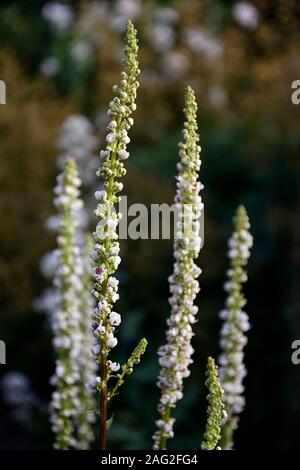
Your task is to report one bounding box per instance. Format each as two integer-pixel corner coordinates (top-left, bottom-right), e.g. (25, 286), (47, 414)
(106, 414), (114, 431)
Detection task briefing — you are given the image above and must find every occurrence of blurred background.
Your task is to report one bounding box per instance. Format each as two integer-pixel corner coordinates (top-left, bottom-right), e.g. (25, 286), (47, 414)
(0, 0), (300, 450)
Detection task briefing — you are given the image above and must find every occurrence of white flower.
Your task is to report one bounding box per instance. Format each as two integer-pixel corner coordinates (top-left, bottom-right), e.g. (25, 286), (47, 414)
(90, 250), (99, 261)
(90, 23), (140, 439)
(70, 39), (92, 63)
(56, 365), (66, 378)
(56, 114), (98, 185)
(100, 150), (109, 159)
(106, 132), (117, 144)
(116, 0), (141, 20)
(109, 312), (121, 326)
(95, 190), (107, 201)
(0, 372), (32, 406)
(151, 23), (175, 52)
(162, 51), (189, 79)
(153, 88), (202, 450)
(40, 57), (60, 77)
(42, 2), (74, 31)
(118, 149), (129, 160)
(108, 361), (120, 372)
(108, 276), (119, 288)
(154, 7), (179, 25)
(92, 344), (101, 356)
(48, 159), (93, 449)
(185, 29), (223, 60)
(107, 334), (118, 349)
(233, 2), (260, 31)
(218, 206), (252, 450)
(86, 377), (97, 390)
(107, 217), (118, 230)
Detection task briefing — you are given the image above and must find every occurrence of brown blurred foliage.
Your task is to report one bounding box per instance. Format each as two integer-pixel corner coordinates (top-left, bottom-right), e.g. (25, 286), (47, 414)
(0, 51), (73, 312)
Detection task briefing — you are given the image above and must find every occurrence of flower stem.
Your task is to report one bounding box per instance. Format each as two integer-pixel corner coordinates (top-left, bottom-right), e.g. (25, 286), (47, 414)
(153, 86), (203, 450)
(159, 405), (171, 450)
(107, 338), (148, 403)
(99, 277), (109, 450)
(100, 354), (108, 450)
(91, 21), (140, 450)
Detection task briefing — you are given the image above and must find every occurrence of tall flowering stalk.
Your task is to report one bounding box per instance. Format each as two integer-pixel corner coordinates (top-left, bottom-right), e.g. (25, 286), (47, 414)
(50, 158), (83, 449)
(218, 205), (253, 449)
(153, 86), (203, 450)
(56, 114), (99, 185)
(77, 235), (97, 449)
(34, 115), (94, 315)
(90, 21), (146, 450)
(201, 357), (226, 450)
(47, 160), (96, 449)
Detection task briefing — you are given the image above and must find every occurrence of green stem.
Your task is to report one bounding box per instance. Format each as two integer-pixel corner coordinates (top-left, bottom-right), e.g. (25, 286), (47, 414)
(98, 117), (122, 450)
(108, 363), (129, 403)
(159, 405), (171, 450)
(100, 353), (107, 450)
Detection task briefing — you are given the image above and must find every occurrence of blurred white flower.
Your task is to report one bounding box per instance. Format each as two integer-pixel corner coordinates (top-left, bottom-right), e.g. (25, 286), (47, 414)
(57, 115), (97, 153)
(70, 39), (93, 63)
(40, 57), (60, 77)
(42, 2), (74, 32)
(110, 16), (128, 32)
(151, 23), (176, 52)
(1, 371), (44, 427)
(33, 287), (60, 313)
(45, 215), (60, 231)
(40, 250), (60, 278)
(56, 115), (99, 185)
(116, 0), (141, 19)
(209, 85), (228, 108)
(232, 2), (260, 31)
(76, 1), (106, 44)
(153, 88), (203, 450)
(154, 7), (179, 25)
(218, 206), (253, 449)
(1, 371), (31, 406)
(162, 51), (189, 79)
(110, 0), (141, 31)
(185, 29), (223, 60)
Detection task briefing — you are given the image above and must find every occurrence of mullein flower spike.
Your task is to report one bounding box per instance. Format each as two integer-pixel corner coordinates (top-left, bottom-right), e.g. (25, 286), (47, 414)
(44, 159), (95, 449)
(153, 86), (203, 450)
(108, 338), (148, 402)
(201, 357), (226, 450)
(77, 235), (97, 450)
(218, 205), (253, 449)
(90, 21), (145, 448)
(56, 114), (99, 185)
(50, 158), (84, 450)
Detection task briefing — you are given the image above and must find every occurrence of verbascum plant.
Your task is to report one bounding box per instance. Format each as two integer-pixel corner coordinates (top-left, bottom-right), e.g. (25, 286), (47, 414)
(218, 205), (253, 449)
(34, 115), (93, 314)
(89, 21), (147, 450)
(50, 158), (84, 449)
(153, 86), (203, 450)
(77, 235), (97, 450)
(56, 114), (99, 186)
(43, 159), (96, 449)
(201, 357), (226, 450)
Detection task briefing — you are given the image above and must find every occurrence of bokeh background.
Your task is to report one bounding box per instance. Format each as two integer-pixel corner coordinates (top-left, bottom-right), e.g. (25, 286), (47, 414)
(0, 0), (300, 450)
